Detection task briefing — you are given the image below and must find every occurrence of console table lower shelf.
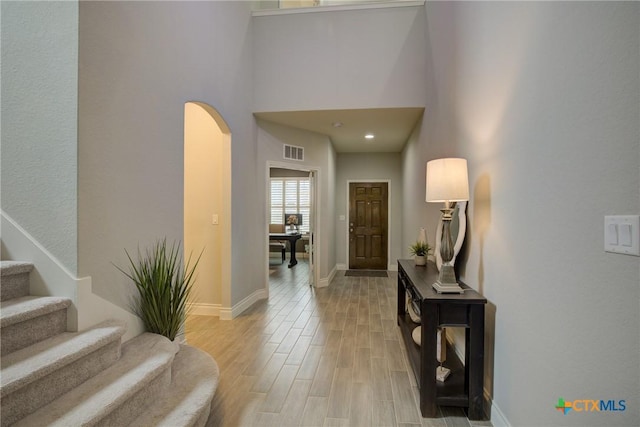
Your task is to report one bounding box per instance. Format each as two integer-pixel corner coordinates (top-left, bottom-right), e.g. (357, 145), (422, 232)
(397, 259), (487, 420)
(398, 315), (468, 407)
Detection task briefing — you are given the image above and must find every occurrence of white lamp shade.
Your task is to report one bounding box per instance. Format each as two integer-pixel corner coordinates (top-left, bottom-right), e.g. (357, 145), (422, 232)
(425, 158), (469, 202)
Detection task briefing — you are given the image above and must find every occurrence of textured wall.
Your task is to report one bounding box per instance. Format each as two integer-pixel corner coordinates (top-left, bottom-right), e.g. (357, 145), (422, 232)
(78, 1), (257, 310)
(335, 153), (403, 268)
(402, 2), (640, 425)
(1, 1), (79, 274)
(253, 4), (427, 112)
(256, 120), (336, 282)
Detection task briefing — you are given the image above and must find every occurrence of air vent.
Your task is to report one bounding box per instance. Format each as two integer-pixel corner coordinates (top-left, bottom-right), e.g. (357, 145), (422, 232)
(283, 144), (304, 161)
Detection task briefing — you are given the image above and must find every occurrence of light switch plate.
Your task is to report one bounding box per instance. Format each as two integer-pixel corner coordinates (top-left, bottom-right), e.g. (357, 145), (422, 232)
(604, 215), (639, 256)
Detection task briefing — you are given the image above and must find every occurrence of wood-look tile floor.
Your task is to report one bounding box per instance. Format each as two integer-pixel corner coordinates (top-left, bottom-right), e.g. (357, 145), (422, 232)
(186, 259), (492, 427)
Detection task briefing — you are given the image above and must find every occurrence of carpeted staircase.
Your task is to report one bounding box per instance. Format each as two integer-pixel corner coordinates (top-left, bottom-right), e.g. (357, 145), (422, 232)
(0, 261), (219, 426)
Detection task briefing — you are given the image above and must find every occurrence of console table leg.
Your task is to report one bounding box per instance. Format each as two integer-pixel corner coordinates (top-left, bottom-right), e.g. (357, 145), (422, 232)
(420, 301), (438, 418)
(466, 304), (485, 420)
(397, 274), (406, 326)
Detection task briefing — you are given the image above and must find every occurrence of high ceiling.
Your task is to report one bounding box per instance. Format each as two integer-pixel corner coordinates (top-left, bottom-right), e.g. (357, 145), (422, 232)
(254, 107), (424, 153)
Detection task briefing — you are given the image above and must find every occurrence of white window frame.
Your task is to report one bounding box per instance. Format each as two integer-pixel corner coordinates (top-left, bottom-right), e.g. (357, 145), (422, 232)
(270, 177), (311, 234)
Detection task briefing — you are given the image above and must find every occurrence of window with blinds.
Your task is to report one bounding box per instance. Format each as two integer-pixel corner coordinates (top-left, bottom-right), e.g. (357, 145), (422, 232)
(270, 178), (310, 234)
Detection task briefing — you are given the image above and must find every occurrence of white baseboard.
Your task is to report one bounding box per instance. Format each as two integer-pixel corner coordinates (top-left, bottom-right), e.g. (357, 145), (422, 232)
(318, 265), (337, 288)
(446, 331), (507, 425)
(219, 288), (268, 320)
(1, 210), (144, 341)
(489, 399), (511, 427)
(2, 211), (79, 329)
(387, 262), (398, 271)
(219, 307), (233, 321)
(188, 302), (221, 316)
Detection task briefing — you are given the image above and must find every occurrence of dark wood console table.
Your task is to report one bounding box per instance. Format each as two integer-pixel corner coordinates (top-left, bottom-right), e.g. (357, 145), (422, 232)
(269, 232), (302, 268)
(397, 259), (486, 420)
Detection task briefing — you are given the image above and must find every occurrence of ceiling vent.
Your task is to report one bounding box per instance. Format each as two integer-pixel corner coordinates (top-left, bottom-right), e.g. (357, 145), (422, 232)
(283, 144), (304, 161)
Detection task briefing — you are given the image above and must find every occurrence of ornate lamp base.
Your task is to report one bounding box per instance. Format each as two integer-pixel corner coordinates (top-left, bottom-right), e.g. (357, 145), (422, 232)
(433, 203), (464, 294)
(432, 264), (464, 294)
(432, 281), (464, 294)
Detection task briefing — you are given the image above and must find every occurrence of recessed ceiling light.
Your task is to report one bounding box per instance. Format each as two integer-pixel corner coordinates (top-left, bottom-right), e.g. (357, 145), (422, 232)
(365, 133), (375, 140)
(332, 121), (343, 128)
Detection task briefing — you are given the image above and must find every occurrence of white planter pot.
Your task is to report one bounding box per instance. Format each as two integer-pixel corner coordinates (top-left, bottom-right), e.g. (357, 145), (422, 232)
(414, 255), (427, 266)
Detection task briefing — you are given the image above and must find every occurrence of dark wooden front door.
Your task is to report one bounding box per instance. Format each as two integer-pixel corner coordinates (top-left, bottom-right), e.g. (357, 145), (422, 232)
(349, 182), (388, 270)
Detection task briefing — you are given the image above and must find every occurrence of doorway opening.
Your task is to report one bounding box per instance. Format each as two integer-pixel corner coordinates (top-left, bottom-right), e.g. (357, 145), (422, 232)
(266, 162), (320, 290)
(184, 102), (231, 318)
(347, 181), (389, 270)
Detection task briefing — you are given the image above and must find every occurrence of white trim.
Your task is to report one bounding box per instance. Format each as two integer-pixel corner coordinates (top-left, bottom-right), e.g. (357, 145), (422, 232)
(318, 264), (337, 288)
(448, 333), (465, 366)
(221, 288), (268, 320)
(266, 161), (321, 291)
(1, 210), (144, 341)
(345, 180), (392, 270)
(252, 1), (425, 17)
(219, 307), (233, 321)
(183, 102), (233, 324)
(187, 302), (221, 317)
(446, 332), (504, 424)
(387, 262), (398, 272)
(1, 211), (77, 282)
(489, 400), (511, 427)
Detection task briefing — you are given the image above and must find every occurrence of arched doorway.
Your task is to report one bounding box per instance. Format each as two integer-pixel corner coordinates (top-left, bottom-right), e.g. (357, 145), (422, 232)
(184, 102), (231, 318)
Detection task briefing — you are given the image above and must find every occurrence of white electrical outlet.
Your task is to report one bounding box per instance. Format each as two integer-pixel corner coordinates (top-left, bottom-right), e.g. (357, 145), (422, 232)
(604, 215), (639, 256)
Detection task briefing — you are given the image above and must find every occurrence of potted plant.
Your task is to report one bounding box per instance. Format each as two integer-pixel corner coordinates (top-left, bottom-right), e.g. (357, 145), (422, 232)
(409, 241), (432, 266)
(115, 239), (201, 342)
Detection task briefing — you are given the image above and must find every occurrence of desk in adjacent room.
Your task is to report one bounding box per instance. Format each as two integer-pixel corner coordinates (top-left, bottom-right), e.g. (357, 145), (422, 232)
(269, 232), (302, 268)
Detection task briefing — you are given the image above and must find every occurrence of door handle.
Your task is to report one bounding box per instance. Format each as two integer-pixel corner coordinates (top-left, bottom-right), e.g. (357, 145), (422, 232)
(349, 229), (353, 233)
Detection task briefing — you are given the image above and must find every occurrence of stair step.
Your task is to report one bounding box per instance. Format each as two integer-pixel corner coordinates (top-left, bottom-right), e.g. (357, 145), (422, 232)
(0, 296), (71, 355)
(0, 320), (126, 425)
(130, 345), (220, 427)
(13, 333), (179, 427)
(0, 261), (33, 302)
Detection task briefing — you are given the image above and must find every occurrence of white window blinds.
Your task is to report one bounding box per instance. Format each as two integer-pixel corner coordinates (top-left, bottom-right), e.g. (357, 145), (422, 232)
(270, 177), (310, 234)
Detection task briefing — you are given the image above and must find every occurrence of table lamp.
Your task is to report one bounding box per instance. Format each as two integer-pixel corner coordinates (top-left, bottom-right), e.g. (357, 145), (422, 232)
(426, 158), (469, 294)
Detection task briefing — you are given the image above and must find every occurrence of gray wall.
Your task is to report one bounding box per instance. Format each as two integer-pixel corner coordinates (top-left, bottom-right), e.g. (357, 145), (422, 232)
(335, 153), (402, 269)
(78, 1), (259, 310)
(1, 1), (79, 274)
(257, 120), (336, 280)
(253, 4), (427, 112)
(402, 2), (639, 425)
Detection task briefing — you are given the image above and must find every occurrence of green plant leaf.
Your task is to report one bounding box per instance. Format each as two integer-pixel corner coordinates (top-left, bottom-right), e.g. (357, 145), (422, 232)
(114, 238), (202, 341)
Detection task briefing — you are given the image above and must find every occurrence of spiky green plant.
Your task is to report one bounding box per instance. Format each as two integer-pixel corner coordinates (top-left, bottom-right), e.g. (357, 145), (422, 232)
(409, 241), (432, 257)
(115, 239), (201, 341)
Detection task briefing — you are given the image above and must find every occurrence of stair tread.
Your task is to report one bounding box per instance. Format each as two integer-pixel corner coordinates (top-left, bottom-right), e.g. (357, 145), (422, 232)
(0, 320), (126, 396)
(0, 296), (71, 328)
(0, 261), (33, 276)
(13, 333), (179, 427)
(131, 344), (220, 427)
